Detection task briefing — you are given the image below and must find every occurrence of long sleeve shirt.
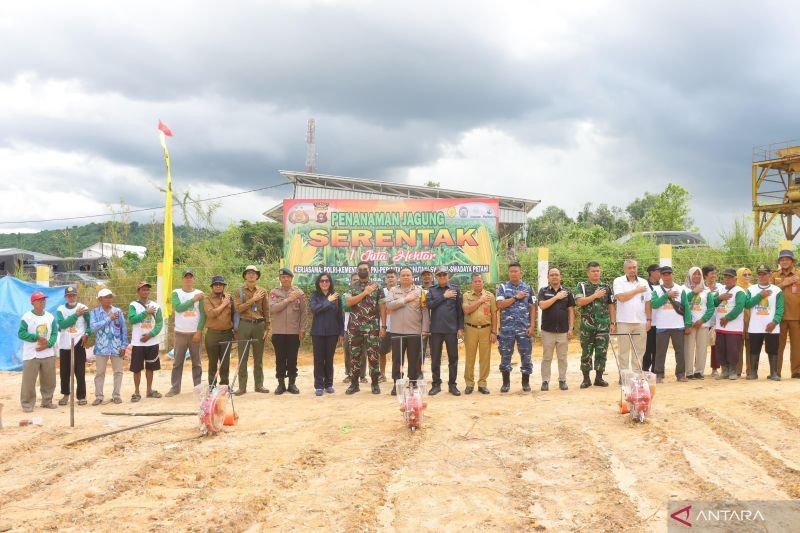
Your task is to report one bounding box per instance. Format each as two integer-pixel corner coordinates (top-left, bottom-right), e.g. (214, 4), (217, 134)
(426, 283), (464, 333)
(385, 285), (430, 334)
(203, 293), (234, 330)
(90, 306), (128, 356)
(269, 286), (309, 335)
(234, 285), (269, 324)
(171, 290), (206, 332)
(310, 292), (344, 336)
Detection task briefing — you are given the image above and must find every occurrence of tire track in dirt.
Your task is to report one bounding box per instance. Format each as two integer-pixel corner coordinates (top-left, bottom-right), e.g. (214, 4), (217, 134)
(748, 399), (800, 431)
(340, 422), (427, 532)
(512, 425), (643, 531)
(687, 407), (800, 498)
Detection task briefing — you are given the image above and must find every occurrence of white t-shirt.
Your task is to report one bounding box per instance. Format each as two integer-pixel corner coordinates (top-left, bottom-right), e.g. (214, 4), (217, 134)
(715, 285), (745, 333)
(652, 284), (686, 330)
(130, 300), (161, 347)
(686, 287), (713, 327)
(57, 303), (90, 350)
(612, 276), (652, 324)
(747, 284), (781, 334)
(20, 310), (56, 361)
(173, 289), (202, 333)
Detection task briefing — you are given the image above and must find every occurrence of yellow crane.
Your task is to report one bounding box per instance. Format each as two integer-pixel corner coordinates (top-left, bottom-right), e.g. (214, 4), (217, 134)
(753, 141), (800, 245)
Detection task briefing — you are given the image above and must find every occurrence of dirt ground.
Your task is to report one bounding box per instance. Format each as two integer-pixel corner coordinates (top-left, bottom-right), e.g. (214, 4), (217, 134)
(1, 339), (799, 532)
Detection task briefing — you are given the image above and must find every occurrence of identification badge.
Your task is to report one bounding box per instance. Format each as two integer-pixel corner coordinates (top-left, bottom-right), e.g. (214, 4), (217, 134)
(68, 326), (78, 334)
(183, 310), (197, 317)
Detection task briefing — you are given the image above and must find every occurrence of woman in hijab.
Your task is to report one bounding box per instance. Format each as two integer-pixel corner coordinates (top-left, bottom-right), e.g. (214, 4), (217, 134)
(737, 267), (753, 377)
(684, 266), (714, 379)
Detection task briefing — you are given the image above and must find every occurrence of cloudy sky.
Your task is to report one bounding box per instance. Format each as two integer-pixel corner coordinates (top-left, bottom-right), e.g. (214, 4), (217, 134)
(2, 1), (799, 242)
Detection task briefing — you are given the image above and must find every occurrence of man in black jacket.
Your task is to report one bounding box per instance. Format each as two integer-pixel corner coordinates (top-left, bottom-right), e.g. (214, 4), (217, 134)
(426, 266), (464, 396)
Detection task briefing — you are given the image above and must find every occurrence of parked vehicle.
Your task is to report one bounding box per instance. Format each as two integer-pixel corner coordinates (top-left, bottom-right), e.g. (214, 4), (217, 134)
(616, 231), (708, 248)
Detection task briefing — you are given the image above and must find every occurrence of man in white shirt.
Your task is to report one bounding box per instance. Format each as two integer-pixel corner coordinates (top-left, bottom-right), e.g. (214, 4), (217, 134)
(18, 291), (58, 412)
(612, 259), (652, 371)
(651, 266), (687, 383)
(168, 270), (205, 396)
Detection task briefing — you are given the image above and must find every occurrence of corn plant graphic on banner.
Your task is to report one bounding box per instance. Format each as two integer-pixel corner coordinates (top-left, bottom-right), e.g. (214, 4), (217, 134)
(283, 198), (500, 285)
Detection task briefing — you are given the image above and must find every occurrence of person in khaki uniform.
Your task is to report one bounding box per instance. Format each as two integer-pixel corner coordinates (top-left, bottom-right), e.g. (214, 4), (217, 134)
(771, 249), (800, 378)
(204, 275), (234, 387)
(233, 265), (270, 395)
(462, 273), (497, 395)
(269, 268), (308, 395)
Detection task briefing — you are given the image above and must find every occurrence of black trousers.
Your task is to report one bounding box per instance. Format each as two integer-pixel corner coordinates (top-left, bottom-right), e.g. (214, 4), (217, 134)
(312, 335), (338, 389)
(59, 341), (87, 400)
(749, 332), (779, 373)
(642, 327), (657, 372)
(391, 333), (422, 381)
(272, 334), (300, 380)
(430, 332), (458, 385)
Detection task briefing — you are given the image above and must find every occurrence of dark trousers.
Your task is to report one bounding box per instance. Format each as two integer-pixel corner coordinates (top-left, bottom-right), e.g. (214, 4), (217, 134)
(391, 333), (422, 381)
(205, 329), (232, 386)
(642, 327), (657, 372)
(430, 332), (458, 385)
(312, 335), (338, 389)
(716, 331), (743, 368)
(272, 333), (300, 380)
(655, 328), (685, 378)
(749, 332), (778, 373)
(59, 342), (87, 400)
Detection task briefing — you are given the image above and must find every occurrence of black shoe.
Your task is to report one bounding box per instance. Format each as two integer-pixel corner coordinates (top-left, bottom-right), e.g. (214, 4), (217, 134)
(478, 386), (490, 394)
(345, 376), (360, 395)
(541, 381), (549, 391)
(580, 371), (592, 389)
(429, 383), (441, 395)
(449, 385), (461, 396)
(594, 372), (608, 387)
(521, 373), (531, 392)
(687, 373), (698, 380)
(746, 372), (758, 380)
(694, 372), (705, 380)
(559, 380), (568, 391)
(274, 379), (286, 395)
(287, 379), (300, 394)
(391, 383), (397, 396)
(464, 386), (474, 394)
(371, 380), (381, 394)
(500, 371), (510, 393)
(793, 373), (800, 379)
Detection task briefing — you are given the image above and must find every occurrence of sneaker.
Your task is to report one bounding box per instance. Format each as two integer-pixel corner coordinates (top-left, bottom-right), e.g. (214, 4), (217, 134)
(558, 381), (568, 391)
(315, 389), (324, 396)
(540, 381), (549, 391)
(325, 386), (335, 394)
(729, 373), (738, 380)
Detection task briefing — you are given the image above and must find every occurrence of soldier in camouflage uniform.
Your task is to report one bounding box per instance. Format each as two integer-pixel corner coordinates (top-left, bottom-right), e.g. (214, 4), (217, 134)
(575, 261), (615, 388)
(344, 261), (384, 394)
(496, 261), (536, 393)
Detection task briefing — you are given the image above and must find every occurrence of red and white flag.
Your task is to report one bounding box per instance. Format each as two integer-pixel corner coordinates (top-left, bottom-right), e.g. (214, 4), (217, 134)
(157, 119), (173, 137)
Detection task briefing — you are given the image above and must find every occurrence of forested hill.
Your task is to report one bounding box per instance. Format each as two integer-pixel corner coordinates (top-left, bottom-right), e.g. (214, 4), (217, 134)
(0, 222), (212, 258)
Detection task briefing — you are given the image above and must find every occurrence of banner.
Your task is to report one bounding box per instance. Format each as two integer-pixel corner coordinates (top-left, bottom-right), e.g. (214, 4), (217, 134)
(283, 198), (500, 285)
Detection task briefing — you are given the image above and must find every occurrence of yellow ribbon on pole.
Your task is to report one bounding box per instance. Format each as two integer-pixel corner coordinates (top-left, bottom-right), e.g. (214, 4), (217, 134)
(159, 122), (174, 318)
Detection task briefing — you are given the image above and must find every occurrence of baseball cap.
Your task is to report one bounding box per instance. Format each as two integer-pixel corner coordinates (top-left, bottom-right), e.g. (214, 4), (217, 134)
(30, 291), (47, 303)
(646, 263), (661, 273)
(136, 281), (152, 290)
(420, 267), (432, 274)
(243, 265), (261, 279)
(182, 270), (195, 278)
(722, 268), (737, 278)
(756, 264), (771, 274)
(97, 288), (113, 298)
(64, 285), (78, 296)
(435, 266), (449, 275)
(778, 249), (795, 261)
(278, 268), (294, 277)
(210, 275), (227, 286)
(659, 266), (673, 274)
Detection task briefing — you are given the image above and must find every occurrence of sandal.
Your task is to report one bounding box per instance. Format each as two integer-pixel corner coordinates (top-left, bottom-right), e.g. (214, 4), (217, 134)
(131, 394), (141, 402)
(147, 390), (162, 398)
(58, 395), (69, 406)
(92, 398), (103, 406)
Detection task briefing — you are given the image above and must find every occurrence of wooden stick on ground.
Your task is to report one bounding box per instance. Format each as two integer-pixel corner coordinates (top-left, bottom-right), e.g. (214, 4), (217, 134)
(101, 412), (196, 416)
(64, 417), (173, 447)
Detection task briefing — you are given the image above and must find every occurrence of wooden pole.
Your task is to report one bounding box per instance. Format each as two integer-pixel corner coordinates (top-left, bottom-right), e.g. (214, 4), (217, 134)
(101, 412), (195, 416)
(64, 417), (173, 447)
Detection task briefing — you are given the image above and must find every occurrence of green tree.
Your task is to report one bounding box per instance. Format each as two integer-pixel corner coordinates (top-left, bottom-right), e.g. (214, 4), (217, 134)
(239, 220), (283, 262)
(640, 183), (694, 231)
(527, 205), (574, 245)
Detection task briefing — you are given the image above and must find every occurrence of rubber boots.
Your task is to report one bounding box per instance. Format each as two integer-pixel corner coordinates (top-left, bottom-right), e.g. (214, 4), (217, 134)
(500, 371), (510, 393)
(594, 371), (609, 387)
(580, 371), (592, 389)
(768, 353), (781, 381)
(521, 373), (531, 392)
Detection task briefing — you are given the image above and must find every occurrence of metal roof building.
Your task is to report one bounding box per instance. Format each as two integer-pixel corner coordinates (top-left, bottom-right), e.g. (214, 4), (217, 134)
(263, 171), (539, 237)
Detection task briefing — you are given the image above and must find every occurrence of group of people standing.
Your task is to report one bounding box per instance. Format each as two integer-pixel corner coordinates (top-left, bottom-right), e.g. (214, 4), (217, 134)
(17, 250), (800, 413)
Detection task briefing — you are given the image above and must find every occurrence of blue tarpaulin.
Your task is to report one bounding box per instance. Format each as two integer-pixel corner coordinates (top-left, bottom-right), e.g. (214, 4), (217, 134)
(0, 276), (67, 371)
